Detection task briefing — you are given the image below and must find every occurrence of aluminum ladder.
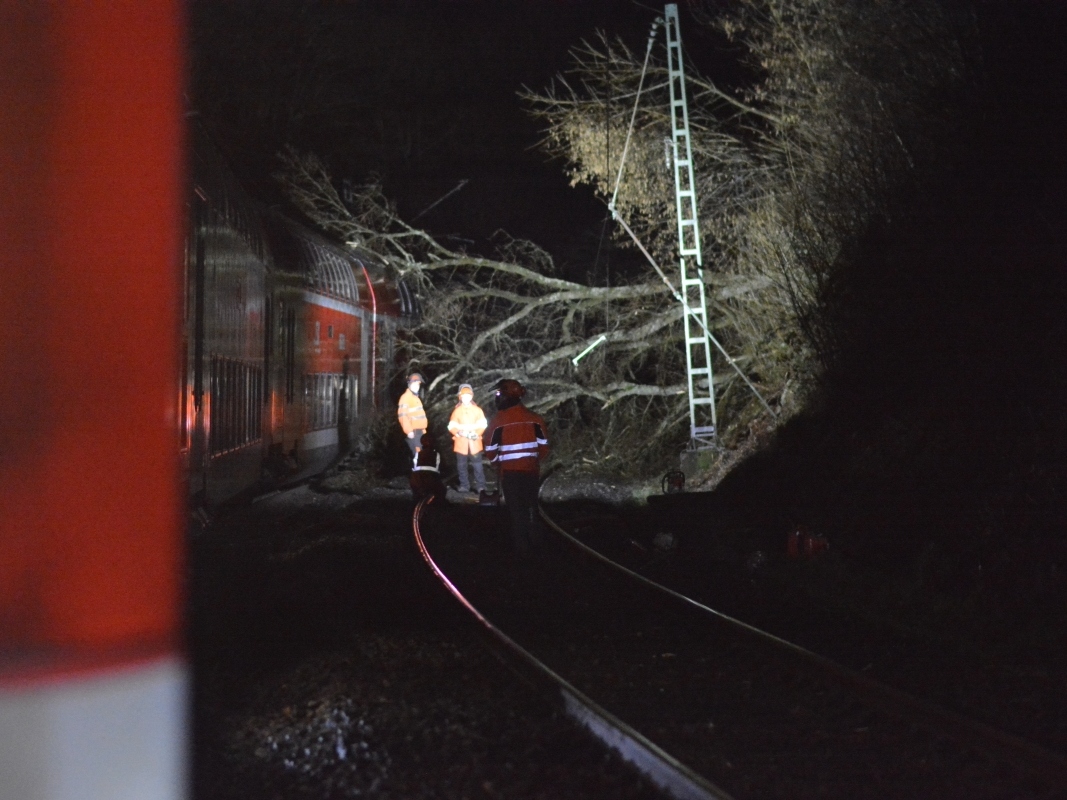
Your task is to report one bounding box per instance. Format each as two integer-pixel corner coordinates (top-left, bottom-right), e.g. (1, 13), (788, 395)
(665, 3), (717, 448)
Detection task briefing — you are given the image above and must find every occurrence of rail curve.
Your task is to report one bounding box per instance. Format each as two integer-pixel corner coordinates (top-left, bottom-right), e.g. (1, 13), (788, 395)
(412, 496), (733, 800)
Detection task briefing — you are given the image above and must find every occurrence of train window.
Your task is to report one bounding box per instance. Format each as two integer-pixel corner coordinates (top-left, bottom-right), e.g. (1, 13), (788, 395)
(306, 245), (360, 303)
(314, 321), (320, 344)
(338, 333), (346, 351)
(327, 324), (334, 339)
(285, 308), (296, 404)
(348, 375), (359, 417)
(209, 355), (263, 456)
(304, 372), (351, 431)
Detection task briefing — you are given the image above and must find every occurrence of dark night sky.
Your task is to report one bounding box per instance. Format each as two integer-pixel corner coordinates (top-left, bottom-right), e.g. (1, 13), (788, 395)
(191, 0), (1067, 293)
(190, 0), (715, 275)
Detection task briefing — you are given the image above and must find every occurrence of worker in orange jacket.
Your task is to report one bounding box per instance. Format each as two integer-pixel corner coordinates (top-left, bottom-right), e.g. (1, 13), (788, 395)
(447, 383), (488, 494)
(483, 378), (549, 555)
(397, 372), (428, 464)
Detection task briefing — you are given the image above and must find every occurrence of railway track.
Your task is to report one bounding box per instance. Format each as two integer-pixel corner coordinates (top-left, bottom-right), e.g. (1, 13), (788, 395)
(413, 497), (729, 800)
(413, 495), (1067, 800)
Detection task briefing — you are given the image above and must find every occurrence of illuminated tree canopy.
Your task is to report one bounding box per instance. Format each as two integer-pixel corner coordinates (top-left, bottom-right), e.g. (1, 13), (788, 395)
(279, 0), (972, 473)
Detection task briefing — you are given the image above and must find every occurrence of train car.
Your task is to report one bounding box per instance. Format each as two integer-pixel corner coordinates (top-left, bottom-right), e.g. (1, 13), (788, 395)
(182, 126), (270, 506)
(182, 129), (416, 508)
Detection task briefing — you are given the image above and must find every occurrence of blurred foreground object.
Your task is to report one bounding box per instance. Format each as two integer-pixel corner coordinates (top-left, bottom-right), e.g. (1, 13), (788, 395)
(0, 4), (186, 799)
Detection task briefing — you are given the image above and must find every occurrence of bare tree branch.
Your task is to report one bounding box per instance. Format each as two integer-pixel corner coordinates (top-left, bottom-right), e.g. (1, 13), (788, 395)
(276, 0), (969, 475)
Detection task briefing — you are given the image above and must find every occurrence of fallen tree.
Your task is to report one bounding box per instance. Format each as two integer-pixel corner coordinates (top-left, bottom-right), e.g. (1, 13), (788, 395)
(277, 0), (971, 475)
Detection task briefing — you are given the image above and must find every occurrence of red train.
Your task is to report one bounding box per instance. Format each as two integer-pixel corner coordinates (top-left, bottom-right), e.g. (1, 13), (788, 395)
(182, 127), (416, 507)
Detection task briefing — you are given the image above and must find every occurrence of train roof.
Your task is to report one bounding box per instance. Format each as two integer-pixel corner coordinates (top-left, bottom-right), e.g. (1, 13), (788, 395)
(188, 124), (272, 265)
(261, 211), (362, 304)
(190, 124), (418, 322)
(260, 210), (420, 321)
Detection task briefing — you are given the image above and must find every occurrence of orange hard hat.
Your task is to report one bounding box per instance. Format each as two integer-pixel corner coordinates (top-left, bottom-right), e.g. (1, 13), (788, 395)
(457, 383), (474, 397)
(408, 372), (424, 384)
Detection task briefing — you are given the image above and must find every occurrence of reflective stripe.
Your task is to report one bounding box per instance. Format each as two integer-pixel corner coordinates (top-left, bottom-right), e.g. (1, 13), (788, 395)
(497, 452), (538, 462)
(412, 465), (440, 472)
(498, 441), (540, 452)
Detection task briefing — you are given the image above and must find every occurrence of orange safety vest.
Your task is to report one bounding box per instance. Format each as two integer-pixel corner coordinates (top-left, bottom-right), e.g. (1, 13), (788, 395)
(483, 403), (549, 475)
(397, 388), (427, 434)
(447, 402), (488, 455)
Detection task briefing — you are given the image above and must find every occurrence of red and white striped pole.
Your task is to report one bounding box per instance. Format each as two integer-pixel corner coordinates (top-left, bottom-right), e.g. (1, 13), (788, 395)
(0, 4), (186, 799)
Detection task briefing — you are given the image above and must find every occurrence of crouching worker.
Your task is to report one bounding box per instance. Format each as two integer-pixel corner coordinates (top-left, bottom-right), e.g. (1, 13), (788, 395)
(447, 383), (488, 495)
(410, 433), (447, 504)
(484, 379), (549, 556)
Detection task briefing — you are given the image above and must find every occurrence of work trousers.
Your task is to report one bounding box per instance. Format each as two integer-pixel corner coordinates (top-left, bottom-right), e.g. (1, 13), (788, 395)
(405, 428), (425, 465)
(455, 451), (486, 492)
(501, 471), (543, 556)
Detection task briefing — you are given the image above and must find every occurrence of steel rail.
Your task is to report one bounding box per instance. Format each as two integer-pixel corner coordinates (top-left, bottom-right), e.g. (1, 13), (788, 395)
(539, 504), (1067, 788)
(411, 497), (734, 800)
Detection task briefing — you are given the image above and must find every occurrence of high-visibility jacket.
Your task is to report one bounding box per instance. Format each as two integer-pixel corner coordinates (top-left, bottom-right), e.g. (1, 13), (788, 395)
(397, 388), (427, 435)
(447, 403), (488, 455)
(483, 403), (549, 475)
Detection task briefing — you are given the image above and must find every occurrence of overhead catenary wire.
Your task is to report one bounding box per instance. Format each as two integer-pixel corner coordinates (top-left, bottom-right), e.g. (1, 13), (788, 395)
(611, 212), (776, 418)
(609, 17), (661, 214)
(607, 10), (776, 421)
(412, 179), (469, 222)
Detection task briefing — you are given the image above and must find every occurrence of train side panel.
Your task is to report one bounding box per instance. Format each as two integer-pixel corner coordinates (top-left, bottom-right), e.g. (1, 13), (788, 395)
(183, 137), (416, 507)
(261, 215), (368, 483)
(184, 134), (269, 507)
